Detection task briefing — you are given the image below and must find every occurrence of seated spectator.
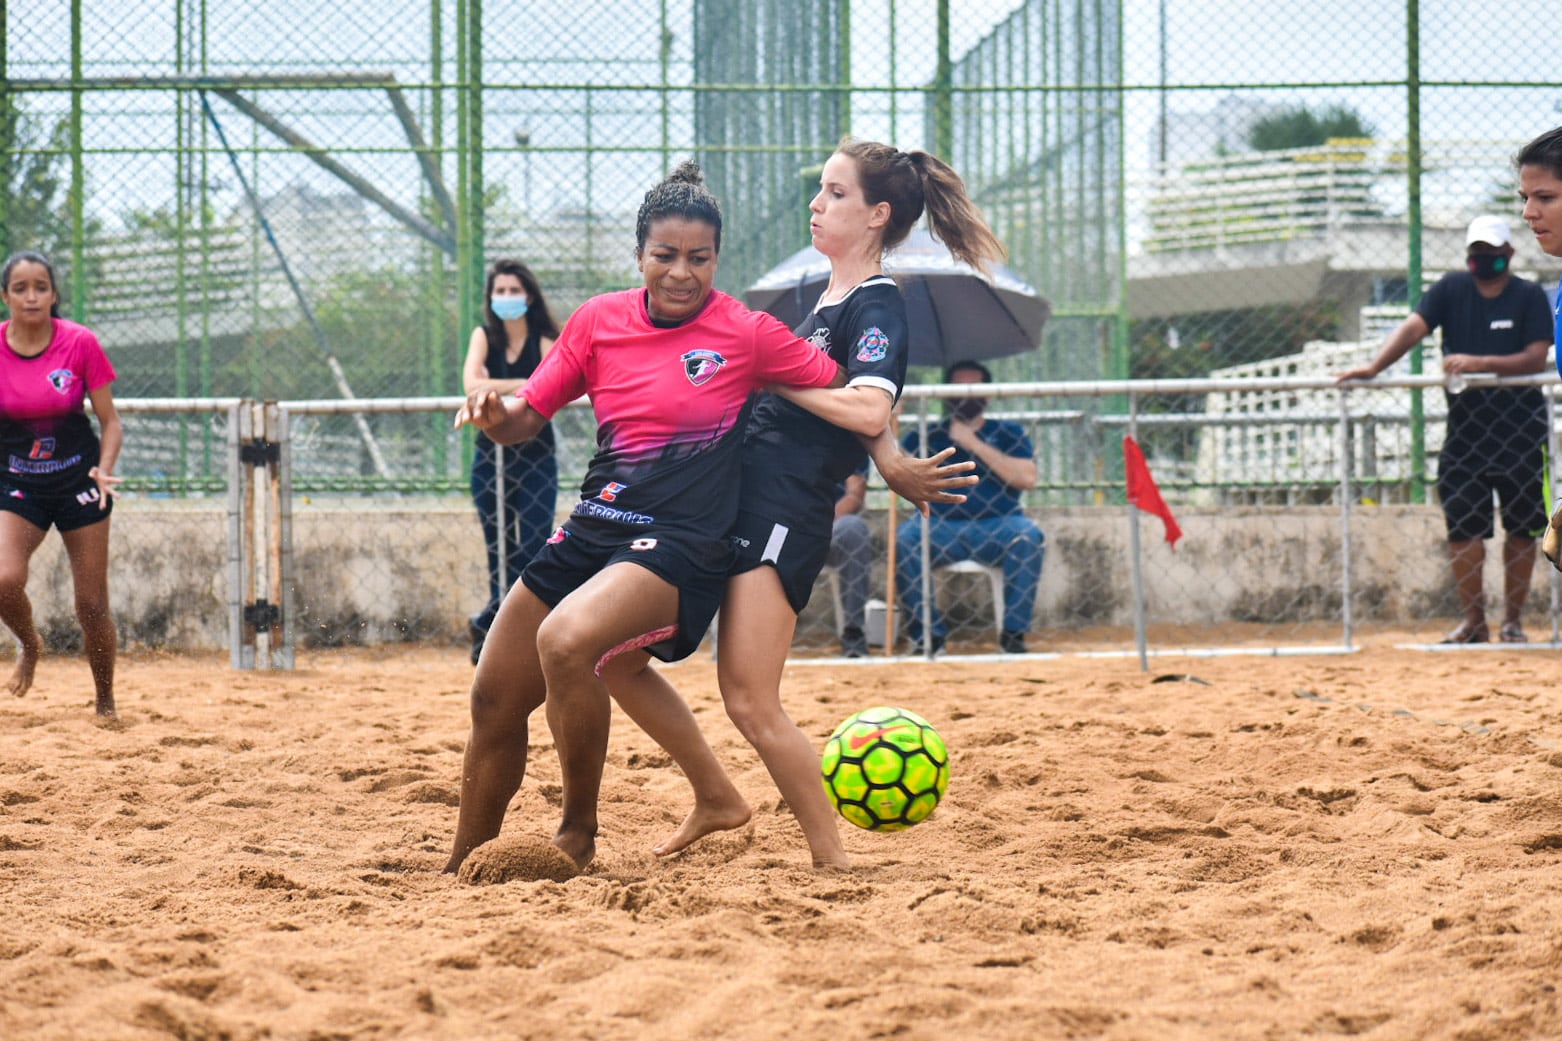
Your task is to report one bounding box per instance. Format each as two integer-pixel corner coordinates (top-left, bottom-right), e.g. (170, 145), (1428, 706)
(895, 360), (1044, 654)
(827, 463), (872, 657)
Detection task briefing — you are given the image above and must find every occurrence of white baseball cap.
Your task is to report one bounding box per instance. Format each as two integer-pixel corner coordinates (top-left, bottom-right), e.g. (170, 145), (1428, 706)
(1466, 215), (1512, 247)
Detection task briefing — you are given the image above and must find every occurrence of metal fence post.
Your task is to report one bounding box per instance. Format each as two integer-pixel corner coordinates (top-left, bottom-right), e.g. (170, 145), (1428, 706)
(226, 400), (247, 670)
(1126, 393), (1148, 671)
(235, 400), (287, 669)
(268, 402), (295, 669)
(1338, 389), (1355, 649)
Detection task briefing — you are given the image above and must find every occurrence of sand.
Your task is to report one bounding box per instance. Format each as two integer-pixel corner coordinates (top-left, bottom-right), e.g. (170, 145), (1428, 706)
(1, 639), (1560, 1040)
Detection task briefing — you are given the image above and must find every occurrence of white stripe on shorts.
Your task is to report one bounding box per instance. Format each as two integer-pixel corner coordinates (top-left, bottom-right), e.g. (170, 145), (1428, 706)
(761, 522), (789, 564)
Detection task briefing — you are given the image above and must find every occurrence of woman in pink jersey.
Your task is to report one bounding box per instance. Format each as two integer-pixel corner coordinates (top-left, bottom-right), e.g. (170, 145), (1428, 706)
(443, 164), (969, 874)
(0, 252), (123, 717)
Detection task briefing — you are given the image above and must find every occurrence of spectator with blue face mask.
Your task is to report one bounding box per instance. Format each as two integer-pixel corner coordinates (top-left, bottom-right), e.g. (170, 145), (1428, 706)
(461, 260), (561, 664)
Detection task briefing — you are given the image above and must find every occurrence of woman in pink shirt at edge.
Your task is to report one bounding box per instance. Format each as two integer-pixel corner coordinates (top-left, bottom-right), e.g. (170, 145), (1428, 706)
(444, 163), (969, 874)
(0, 252), (123, 718)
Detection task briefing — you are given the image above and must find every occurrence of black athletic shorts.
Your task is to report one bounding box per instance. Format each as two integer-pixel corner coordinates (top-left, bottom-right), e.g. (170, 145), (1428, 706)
(727, 508), (832, 615)
(1436, 447), (1547, 542)
(0, 473), (113, 532)
(519, 517), (732, 662)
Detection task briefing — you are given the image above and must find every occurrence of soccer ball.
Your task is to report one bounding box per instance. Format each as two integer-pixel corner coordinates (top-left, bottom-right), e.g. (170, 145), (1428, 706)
(820, 706), (949, 831)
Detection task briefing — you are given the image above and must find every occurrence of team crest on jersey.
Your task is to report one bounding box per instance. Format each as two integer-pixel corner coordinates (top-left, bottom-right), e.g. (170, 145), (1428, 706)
(47, 368), (77, 394)
(598, 481), (628, 503)
(855, 327), (889, 363)
(681, 349), (727, 386)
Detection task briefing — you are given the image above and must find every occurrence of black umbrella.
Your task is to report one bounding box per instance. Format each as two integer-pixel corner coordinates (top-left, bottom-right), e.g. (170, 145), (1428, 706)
(742, 227), (1050, 367)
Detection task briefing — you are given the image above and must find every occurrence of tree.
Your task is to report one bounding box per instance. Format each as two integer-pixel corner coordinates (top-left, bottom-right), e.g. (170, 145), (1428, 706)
(1, 100), (104, 309)
(1, 102), (75, 264)
(1247, 104), (1375, 152)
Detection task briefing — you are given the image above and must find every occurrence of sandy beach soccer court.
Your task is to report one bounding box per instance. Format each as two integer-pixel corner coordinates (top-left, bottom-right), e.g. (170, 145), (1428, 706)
(1, 639), (1559, 1040)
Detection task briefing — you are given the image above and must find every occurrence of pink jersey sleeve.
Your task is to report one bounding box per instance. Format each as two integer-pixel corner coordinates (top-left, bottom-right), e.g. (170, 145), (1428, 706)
(518, 303), (592, 418)
(747, 309), (840, 389)
(80, 328), (117, 390)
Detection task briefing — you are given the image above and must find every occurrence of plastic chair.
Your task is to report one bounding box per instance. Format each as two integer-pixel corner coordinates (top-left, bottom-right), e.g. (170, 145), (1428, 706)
(934, 559), (1004, 637)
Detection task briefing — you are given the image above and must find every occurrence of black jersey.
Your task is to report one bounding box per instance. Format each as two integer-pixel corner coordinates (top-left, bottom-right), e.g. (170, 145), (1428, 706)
(1416, 271), (1552, 464)
(739, 276), (908, 538)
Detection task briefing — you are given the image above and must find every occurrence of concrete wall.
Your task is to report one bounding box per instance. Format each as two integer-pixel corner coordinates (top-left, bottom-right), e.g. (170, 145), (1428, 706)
(17, 498), (1536, 652)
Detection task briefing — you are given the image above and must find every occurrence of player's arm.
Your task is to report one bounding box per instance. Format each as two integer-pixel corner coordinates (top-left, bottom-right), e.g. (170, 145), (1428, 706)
(771, 381), (893, 436)
(86, 382), (124, 506)
(860, 426), (976, 517)
(453, 389), (548, 444)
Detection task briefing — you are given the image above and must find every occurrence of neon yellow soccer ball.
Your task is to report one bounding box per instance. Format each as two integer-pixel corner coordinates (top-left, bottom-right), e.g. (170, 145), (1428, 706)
(820, 706), (949, 831)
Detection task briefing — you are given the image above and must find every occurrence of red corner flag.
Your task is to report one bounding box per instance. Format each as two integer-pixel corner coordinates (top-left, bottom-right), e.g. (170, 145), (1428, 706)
(1123, 435), (1183, 548)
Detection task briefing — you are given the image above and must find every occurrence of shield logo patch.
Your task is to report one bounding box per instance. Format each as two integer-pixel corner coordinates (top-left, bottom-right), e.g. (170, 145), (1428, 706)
(681, 349), (727, 386)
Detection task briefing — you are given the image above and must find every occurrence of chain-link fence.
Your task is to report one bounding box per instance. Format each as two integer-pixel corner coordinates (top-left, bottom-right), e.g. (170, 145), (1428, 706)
(5, 1), (1562, 661)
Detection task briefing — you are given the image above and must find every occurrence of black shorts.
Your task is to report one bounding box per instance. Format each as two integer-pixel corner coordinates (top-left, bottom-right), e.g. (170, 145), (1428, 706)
(520, 517), (732, 662)
(1436, 448), (1547, 542)
(728, 508), (832, 615)
(0, 474), (113, 532)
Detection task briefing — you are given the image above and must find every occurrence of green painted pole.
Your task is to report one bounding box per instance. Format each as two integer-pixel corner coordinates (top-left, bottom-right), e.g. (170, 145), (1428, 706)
(1, 1), (10, 260)
(1406, 0), (1425, 504)
(431, 0), (453, 475)
(69, 0), (85, 319)
(837, 0), (852, 135)
(467, 0), (484, 299)
(454, 0), (473, 346)
(933, 0), (952, 160)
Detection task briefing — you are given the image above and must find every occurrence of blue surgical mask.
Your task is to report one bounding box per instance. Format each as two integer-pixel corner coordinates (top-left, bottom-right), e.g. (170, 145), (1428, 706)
(491, 296), (529, 321)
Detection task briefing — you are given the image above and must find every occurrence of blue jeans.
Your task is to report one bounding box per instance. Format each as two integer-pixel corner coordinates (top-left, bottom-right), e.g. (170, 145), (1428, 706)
(895, 514), (1044, 638)
(471, 439), (557, 633)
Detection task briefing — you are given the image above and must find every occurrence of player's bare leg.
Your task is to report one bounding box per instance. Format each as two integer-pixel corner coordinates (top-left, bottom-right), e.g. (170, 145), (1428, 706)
(599, 651), (752, 857)
(536, 562), (686, 869)
(717, 568), (849, 869)
(443, 584), (551, 874)
(0, 514), (47, 698)
(61, 518), (116, 717)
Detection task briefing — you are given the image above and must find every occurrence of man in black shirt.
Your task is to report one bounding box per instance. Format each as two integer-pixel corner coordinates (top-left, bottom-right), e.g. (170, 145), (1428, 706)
(1338, 215), (1553, 643)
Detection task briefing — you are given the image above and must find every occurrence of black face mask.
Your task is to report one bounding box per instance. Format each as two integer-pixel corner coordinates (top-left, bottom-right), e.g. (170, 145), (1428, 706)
(1468, 253), (1509, 281)
(947, 397), (987, 422)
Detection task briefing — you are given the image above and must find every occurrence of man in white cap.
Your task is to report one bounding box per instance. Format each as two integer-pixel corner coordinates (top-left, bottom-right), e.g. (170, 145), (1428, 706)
(1338, 215), (1553, 643)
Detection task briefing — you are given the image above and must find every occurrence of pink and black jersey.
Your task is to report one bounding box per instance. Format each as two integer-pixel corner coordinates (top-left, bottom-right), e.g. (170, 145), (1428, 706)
(521, 288), (839, 537)
(0, 318), (116, 492)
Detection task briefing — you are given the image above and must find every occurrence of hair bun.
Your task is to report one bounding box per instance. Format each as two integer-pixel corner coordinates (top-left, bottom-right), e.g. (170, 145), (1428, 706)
(668, 160), (706, 186)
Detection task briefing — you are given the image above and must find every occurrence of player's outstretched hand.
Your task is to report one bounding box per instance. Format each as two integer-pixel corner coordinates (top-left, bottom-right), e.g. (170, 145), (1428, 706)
(454, 389), (507, 432)
(1543, 505), (1562, 573)
(879, 446), (978, 517)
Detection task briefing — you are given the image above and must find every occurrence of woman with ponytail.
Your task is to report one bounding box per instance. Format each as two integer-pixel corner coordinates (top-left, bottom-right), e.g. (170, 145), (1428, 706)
(708, 138), (1007, 868)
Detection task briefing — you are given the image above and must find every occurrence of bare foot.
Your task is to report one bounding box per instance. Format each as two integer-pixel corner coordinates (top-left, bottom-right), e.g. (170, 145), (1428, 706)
(812, 855), (853, 872)
(653, 796), (753, 857)
(551, 826), (596, 871)
(6, 638), (41, 698)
